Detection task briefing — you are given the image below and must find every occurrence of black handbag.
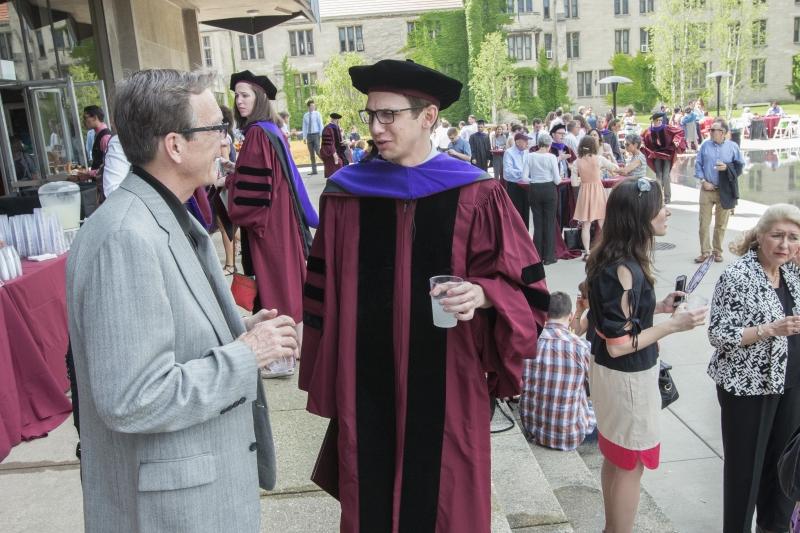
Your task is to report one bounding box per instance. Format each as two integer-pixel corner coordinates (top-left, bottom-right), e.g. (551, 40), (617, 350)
(658, 360), (679, 409)
(779, 425), (800, 500)
(563, 224), (583, 251)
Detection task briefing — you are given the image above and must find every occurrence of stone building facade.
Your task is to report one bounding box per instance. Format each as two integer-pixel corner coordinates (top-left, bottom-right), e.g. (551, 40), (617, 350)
(202, 0), (799, 121)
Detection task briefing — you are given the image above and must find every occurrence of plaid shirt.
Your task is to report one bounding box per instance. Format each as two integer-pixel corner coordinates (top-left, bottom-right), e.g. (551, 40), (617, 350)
(520, 321), (596, 451)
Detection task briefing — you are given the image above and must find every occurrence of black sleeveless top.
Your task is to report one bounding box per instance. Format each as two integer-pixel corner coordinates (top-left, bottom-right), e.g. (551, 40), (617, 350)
(589, 259), (659, 372)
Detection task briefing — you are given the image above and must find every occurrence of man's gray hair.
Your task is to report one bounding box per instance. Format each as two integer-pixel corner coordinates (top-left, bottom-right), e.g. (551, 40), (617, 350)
(714, 118), (729, 133)
(625, 133), (642, 147)
(113, 69), (216, 167)
(537, 132), (553, 148)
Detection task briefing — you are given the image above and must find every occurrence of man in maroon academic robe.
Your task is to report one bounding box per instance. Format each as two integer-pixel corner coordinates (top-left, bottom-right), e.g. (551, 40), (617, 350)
(299, 59), (550, 533)
(641, 111), (686, 204)
(320, 112), (347, 178)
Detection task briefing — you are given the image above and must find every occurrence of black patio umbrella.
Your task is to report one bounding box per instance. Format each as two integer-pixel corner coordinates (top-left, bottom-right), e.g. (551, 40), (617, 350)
(202, 14), (297, 34)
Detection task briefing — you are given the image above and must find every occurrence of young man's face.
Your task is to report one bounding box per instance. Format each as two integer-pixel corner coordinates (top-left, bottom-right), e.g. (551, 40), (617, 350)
(365, 91), (435, 165)
(83, 114), (98, 129)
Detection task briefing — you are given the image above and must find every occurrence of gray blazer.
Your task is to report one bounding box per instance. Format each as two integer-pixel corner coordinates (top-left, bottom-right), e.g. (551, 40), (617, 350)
(67, 173), (275, 532)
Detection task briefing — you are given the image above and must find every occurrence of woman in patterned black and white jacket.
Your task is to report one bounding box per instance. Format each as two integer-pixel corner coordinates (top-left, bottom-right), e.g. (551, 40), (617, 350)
(708, 203), (800, 533)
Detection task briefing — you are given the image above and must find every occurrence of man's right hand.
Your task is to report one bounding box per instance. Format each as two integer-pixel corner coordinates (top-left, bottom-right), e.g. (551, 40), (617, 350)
(701, 180), (716, 191)
(239, 315), (298, 369)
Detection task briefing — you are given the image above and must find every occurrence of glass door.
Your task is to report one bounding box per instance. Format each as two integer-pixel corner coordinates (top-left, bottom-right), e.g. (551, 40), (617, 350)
(27, 86), (76, 178)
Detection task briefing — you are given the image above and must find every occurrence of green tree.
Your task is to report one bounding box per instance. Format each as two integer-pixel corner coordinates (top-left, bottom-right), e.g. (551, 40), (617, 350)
(534, 51), (571, 114)
(69, 37), (100, 78)
(651, 1), (707, 106)
(511, 67), (546, 121)
(403, 10), (471, 123)
(607, 53), (660, 112)
(314, 53), (368, 136)
(789, 55), (800, 101)
(281, 56), (309, 131)
(464, 0), (511, 110)
(709, 0), (766, 119)
(469, 32), (516, 123)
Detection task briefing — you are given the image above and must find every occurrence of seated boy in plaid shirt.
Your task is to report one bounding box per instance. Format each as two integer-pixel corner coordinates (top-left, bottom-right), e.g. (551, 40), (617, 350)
(520, 291), (596, 450)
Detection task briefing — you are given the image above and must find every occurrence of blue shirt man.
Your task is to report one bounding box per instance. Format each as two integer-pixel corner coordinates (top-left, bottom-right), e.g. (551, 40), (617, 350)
(694, 119), (745, 263)
(302, 106), (323, 140)
(695, 130), (744, 186)
(447, 136), (471, 157)
(503, 139), (527, 184)
(302, 101), (324, 174)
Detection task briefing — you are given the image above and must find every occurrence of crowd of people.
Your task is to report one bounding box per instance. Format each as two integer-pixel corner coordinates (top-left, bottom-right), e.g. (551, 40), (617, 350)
(58, 57), (800, 533)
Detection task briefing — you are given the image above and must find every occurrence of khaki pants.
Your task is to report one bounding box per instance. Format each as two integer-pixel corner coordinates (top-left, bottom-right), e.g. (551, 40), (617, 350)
(699, 188), (732, 256)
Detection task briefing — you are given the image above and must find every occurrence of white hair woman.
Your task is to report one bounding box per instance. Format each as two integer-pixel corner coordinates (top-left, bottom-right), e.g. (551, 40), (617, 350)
(709, 204), (800, 533)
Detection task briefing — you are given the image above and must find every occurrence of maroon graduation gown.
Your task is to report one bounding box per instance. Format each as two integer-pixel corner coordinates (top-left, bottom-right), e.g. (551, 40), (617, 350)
(225, 125), (306, 321)
(299, 178), (549, 533)
(320, 123), (346, 178)
(641, 125), (686, 173)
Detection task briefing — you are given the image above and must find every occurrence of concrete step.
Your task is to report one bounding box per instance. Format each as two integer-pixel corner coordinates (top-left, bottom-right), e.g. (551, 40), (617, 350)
(490, 402), (573, 532)
(515, 402), (677, 533)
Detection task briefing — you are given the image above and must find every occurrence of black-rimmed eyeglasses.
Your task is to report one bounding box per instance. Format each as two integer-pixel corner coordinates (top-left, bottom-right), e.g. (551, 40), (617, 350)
(358, 107), (424, 125)
(177, 122), (229, 137)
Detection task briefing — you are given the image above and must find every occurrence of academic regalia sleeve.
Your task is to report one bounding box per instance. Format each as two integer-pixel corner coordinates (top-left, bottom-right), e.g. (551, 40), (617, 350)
(463, 182), (550, 398)
(225, 126), (276, 228)
(320, 125), (335, 158)
(299, 194), (360, 418)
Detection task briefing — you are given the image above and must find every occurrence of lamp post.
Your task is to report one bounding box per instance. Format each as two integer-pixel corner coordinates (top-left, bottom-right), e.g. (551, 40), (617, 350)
(706, 71), (731, 118)
(598, 76), (632, 118)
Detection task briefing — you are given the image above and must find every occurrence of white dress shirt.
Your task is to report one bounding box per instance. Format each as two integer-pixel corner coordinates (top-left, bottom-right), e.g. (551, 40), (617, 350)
(103, 135), (131, 198)
(523, 151), (560, 185)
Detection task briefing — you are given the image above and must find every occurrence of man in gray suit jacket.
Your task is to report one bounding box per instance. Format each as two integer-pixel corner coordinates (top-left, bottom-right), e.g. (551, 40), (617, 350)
(66, 69), (298, 532)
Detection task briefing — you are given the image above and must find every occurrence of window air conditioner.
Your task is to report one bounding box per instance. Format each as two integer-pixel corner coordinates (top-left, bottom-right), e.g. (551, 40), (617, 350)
(640, 44), (649, 53)
(546, 50), (553, 59)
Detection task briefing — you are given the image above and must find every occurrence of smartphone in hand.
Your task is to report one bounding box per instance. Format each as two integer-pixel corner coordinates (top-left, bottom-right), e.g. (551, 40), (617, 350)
(673, 275), (687, 307)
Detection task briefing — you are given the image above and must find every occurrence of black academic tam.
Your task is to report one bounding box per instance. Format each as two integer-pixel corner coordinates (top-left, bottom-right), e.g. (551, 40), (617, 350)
(349, 59), (462, 111)
(230, 70), (278, 100)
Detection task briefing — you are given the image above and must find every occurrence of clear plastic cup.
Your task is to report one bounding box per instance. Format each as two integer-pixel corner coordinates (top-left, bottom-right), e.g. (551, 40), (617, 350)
(686, 293), (709, 311)
(429, 275), (463, 328)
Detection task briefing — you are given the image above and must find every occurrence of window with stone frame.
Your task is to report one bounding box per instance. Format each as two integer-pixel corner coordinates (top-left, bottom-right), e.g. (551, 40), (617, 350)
(294, 72), (318, 103)
(614, 0), (629, 15)
(598, 69), (614, 96)
(752, 19), (767, 47)
(750, 58), (766, 85)
(239, 34), (264, 61)
(289, 30), (314, 56)
(338, 26), (364, 53)
(577, 71), (592, 97)
(615, 29), (630, 54)
(564, 0), (578, 18)
(202, 36), (212, 67)
(567, 32), (580, 59)
(0, 33), (12, 61)
(507, 33), (533, 60)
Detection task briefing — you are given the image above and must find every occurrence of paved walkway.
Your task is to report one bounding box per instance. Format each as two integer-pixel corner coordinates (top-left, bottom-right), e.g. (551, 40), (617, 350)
(0, 169), (773, 532)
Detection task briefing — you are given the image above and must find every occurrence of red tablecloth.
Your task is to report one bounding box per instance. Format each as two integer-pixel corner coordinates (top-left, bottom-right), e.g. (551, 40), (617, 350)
(764, 115), (780, 138)
(0, 254), (71, 461)
(554, 177), (626, 260)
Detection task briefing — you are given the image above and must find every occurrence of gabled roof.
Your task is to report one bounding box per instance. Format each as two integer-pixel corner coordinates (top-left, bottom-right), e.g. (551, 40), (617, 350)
(317, 0), (463, 19)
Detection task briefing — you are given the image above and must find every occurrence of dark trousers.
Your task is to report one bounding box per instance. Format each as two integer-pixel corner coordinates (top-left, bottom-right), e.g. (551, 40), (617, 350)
(654, 158), (672, 202)
(718, 384), (800, 533)
(504, 181), (530, 230)
(529, 182), (557, 263)
(306, 133), (321, 174)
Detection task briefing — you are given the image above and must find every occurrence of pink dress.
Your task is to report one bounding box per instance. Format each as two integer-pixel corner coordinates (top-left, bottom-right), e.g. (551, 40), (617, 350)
(573, 156), (607, 222)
